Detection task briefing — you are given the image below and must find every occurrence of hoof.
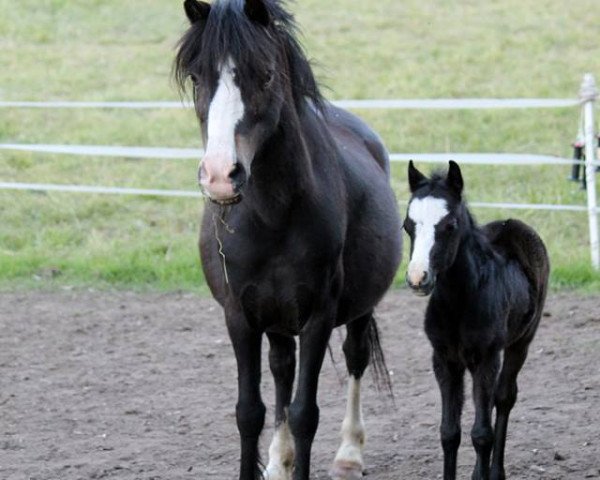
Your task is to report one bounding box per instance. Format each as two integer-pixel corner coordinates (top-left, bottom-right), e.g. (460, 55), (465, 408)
(329, 460), (363, 480)
(264, 465), (293, 480)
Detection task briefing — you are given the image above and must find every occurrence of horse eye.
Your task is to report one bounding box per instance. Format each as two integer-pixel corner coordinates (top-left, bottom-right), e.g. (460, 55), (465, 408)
(263, 70), (275, 88)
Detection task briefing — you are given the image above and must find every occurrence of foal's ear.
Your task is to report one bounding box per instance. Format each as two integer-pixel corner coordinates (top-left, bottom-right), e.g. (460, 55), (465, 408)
(446, 160), (464, 196)
(408, 160), (428, 193)
(184, 0), (211, 25)
(245, 0), (270, 27)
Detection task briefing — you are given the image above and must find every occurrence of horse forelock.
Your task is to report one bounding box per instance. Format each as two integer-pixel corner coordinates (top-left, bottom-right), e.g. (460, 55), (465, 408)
(174, 0), (324, 111)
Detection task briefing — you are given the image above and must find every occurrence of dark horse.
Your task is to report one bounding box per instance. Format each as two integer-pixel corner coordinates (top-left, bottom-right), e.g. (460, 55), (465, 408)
(174, 1), (402, 479)
(404, 161), (549, 480)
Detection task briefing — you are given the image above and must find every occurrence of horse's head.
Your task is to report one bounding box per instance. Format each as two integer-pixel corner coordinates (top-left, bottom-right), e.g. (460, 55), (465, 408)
(403, 161), (466, 296)
(175, 0), (316, 205)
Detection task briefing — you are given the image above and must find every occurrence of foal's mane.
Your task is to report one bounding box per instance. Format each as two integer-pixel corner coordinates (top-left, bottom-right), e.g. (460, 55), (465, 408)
(174, 0), (324, 111)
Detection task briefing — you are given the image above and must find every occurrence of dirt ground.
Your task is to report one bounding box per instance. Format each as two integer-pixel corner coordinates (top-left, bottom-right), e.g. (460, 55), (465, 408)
(1, 290), (598, 479)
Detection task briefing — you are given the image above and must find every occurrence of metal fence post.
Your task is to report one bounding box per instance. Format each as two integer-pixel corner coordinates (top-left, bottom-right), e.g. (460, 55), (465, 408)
(579, 74), (600, 270)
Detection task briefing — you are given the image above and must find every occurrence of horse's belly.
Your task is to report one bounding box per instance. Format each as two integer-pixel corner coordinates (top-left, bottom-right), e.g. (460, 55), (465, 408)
(239, 280), (317, 335)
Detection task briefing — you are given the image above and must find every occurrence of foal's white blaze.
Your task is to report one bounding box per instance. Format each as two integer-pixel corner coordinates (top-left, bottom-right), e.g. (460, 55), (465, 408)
(265, 420), (295, 480)
(407, 197), (449, 286)
(200, 58), (245, 200)
(331, 376), (365, 478)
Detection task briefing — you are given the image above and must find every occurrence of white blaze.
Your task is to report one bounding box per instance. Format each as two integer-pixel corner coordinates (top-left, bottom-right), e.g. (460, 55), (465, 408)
(407, 197), (449, 284)
(204, 58), (245, 167)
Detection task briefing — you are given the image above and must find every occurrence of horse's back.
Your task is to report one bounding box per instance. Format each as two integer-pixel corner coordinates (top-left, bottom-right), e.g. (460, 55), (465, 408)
(484, 219), (550, 308)
(318, 103), (402, 323)
(323, 103), (391, 177)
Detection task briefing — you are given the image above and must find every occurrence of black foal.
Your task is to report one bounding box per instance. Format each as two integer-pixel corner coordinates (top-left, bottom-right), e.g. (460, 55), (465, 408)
(404, 161), (549, 480)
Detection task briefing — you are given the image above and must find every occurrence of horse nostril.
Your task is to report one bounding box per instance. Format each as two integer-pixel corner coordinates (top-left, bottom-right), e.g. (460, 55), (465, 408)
(198, 163), (208, 186)
(229, 162), (247, 191)
(421, 271), (429, 286)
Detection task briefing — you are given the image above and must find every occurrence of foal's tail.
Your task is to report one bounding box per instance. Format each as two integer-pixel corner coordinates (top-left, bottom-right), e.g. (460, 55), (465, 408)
(368, 317), (395, 402)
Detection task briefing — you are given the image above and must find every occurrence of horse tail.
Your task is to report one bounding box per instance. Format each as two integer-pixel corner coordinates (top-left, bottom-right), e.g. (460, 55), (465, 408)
(368, 317), (395, 401)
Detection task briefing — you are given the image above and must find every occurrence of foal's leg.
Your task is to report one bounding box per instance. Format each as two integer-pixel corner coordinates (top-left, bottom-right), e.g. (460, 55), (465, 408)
(330, 314), (372, 480)
(226, 311), (266, 480)
(433, 351), (465, 480)
(490, 341), (530, 480)
(265, 333), (297, 480)
(469, 351), (501, 480)
(289, 315), (334, 480)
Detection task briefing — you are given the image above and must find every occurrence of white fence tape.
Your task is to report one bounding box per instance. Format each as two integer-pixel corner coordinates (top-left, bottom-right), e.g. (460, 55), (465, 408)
(0, 183), (202, 198)
(2, 88), (596, 268)
(0, 143), (589, 166)
(388, 153), (584, 166)
(0, 143), (201, 159)
(0, 98), (581, 110)
(0, 182), (594, 213)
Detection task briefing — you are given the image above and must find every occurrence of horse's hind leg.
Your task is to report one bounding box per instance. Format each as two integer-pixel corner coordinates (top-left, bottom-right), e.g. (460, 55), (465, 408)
(330, 314), (372, 480)
(490, 340), (530, 480)
(226, 311), (266, 480)
(265, 333), (296, 480)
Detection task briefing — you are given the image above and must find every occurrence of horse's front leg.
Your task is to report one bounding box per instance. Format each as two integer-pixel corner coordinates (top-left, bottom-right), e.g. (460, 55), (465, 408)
(226, 308), (266, 480)
(265, 333), (297, 480)
(289, 311), (335, 480)
(469, 351), (500, 480)
(329, 313), (373, 480)
(433, 350), (466, 480)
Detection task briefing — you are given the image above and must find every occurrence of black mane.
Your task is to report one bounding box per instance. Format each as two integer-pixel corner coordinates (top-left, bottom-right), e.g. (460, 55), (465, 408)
(174, 0), (324, 110)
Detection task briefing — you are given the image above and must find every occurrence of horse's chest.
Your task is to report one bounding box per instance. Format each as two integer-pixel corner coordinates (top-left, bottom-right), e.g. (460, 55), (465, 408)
(228, 243), (338, 335)
(239, 277), (317, 335)
(426, 311), (505, 365)
(202, 209), (342, 333)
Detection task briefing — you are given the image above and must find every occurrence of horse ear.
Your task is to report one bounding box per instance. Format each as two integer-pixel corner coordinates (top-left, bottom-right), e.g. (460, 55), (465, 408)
(245, 0), (270, 27)
(184, 0), (211, 25)
(446, 160), (464, 196)
(408, 160), (427, 193)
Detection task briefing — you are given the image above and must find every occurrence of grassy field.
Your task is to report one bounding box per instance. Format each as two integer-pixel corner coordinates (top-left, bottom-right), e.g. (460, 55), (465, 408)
(1, 0), (599, 292)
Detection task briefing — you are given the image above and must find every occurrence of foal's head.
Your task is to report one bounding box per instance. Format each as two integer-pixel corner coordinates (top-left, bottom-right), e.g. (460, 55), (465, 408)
(404, 161), (466, 296)
(175, 0), (322, 205)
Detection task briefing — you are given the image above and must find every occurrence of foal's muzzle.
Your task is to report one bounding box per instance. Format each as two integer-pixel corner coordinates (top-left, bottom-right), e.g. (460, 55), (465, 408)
(406, 270), (435, 297)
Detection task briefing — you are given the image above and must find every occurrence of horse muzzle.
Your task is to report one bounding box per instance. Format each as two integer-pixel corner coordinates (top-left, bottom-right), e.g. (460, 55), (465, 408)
(199, 156), (247, 205)
(406, 270), (435, 297)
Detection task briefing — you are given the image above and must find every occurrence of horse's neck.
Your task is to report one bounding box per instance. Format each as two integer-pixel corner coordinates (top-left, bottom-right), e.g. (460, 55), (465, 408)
(441, 218), (494, 295)
(246, 102), (317, 223)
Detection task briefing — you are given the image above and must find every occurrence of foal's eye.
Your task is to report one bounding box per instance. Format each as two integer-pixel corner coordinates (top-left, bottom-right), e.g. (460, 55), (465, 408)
(445, 219), (458, 232)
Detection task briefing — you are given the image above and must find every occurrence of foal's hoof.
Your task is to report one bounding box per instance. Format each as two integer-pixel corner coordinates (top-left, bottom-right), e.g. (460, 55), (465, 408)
(329, 460), (363, 480)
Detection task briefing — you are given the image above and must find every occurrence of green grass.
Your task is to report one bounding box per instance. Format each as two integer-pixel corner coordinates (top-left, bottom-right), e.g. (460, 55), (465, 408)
(1, 0), (599, 292)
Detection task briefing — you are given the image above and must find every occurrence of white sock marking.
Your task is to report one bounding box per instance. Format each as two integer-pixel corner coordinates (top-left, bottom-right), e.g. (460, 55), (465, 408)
(333, 376), (365, 471)
(265, 420), (295, 480)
